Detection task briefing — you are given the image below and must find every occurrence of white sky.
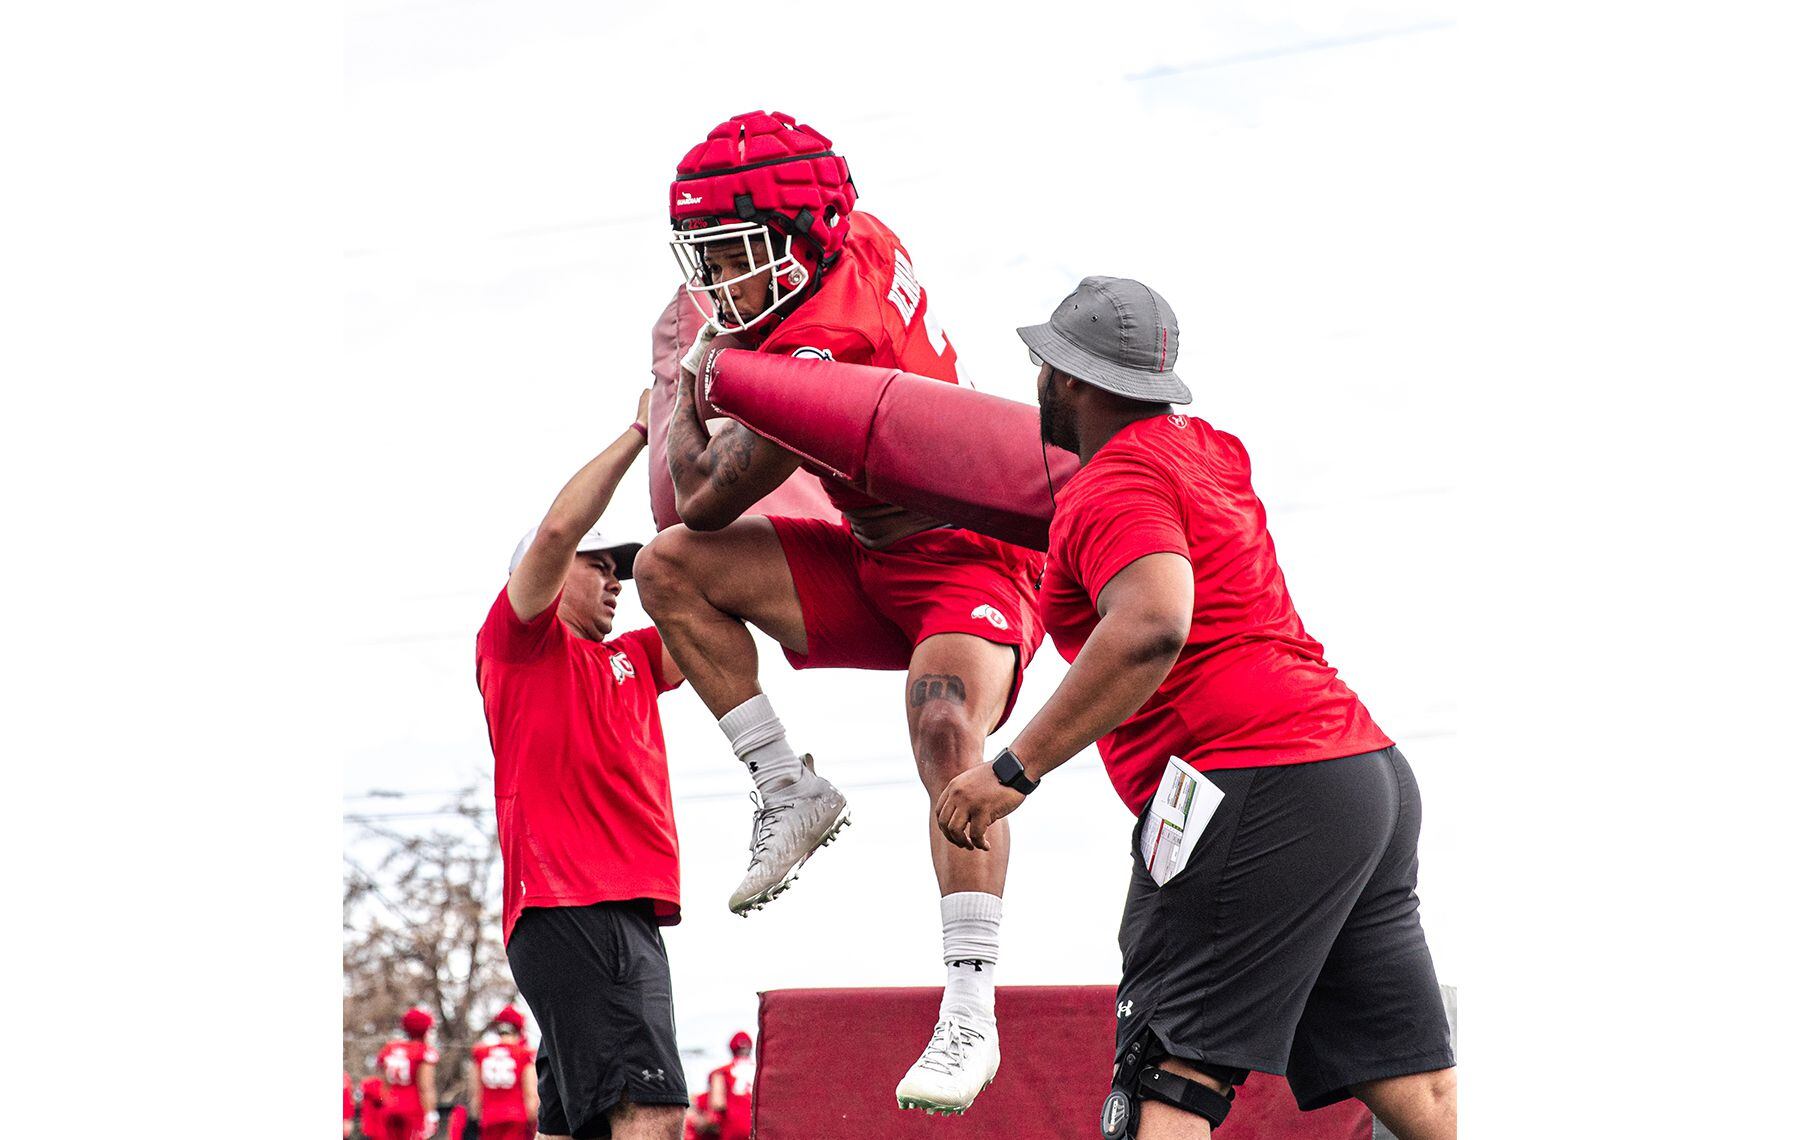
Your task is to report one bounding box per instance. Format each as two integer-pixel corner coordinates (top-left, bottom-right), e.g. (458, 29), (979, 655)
(344, 0), (1473, 1089)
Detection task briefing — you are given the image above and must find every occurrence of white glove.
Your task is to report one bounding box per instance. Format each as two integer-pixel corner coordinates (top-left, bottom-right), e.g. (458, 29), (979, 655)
(423, 1110), (440, 1137)
(680, 325), (718, 375)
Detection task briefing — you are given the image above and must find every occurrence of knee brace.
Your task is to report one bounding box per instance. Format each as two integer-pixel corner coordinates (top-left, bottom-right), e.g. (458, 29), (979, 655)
(1101, 1030), (1241, 1139)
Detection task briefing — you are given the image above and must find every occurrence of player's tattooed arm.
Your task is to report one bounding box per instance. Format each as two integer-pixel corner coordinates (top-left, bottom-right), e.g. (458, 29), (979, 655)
(668, 367), (802, 530)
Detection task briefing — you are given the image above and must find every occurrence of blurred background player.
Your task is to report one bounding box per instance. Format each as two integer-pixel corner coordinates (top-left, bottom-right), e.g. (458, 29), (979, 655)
(346, 1072), (355, 1139)
(358, 1074), (388, 1140)
(477, 388), (690, 1140)
(681, 1092), (716, 1140)
(703, 1032), (754, 1140)
(469, 1004), (538, 1140)
(376, 1007), (440, 1140)
(637, 109), (1041, 1116)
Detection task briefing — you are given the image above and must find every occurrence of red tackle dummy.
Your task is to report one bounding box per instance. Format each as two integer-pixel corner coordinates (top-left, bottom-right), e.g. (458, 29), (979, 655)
(700, 348), (1079, 551)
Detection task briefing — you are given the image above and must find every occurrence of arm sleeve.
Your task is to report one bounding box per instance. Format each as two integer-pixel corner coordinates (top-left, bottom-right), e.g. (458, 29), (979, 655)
(1058, 453), (1190, 603)
(476, 585), (566, 665)
(759, 320), (878, 366)
(616, 627), (680, 693)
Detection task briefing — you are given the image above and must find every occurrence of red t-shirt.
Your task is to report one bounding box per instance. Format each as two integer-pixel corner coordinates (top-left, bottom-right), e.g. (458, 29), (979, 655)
(477, 589), (684, 941)
(1041, 413), (1392, 814)
(375, 1039), (438, 1116)
(471, 1040), (534, 1123)
(707, 1058), (755, 1140)
(758, 210), (960, 514)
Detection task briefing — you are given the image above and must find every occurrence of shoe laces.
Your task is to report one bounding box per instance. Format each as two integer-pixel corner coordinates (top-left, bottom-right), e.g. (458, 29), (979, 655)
(915, 1019), (985, 1076)
(744, 792), (795, 871)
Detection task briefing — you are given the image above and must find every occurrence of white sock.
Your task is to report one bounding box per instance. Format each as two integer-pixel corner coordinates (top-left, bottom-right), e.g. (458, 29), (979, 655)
(939, 891), (1001, 1025)
(718, 694), (804, 796)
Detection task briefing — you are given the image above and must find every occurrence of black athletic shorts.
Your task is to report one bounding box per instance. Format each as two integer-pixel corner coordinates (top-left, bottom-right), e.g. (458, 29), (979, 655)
(506, 901), (690, 1138)
(1115, 746), (1455, 1111)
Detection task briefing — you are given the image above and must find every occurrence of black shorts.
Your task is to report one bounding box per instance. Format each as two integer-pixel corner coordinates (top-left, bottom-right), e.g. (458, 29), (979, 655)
(506, 901), (690, 1138)
(1116, 747), (1455, 1111)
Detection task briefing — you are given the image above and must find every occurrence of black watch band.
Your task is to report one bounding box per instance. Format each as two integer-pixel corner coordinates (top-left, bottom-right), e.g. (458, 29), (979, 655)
(992, 748), (1039, 795)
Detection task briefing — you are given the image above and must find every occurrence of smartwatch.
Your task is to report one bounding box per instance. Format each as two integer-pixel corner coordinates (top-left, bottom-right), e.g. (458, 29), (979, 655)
(991, 748), (1039, 795)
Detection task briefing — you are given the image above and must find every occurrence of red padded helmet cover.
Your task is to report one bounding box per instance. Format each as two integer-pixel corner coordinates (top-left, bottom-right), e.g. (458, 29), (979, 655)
(670, 111), (856, 262)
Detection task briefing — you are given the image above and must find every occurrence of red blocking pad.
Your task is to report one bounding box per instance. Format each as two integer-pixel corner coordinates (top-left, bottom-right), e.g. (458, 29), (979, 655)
(753, 986), (1371, 1139)
(703, 350), (1080, 551)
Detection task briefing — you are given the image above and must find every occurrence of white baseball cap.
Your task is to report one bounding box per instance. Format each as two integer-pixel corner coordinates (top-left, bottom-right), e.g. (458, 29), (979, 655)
(509, 526), (644, 578)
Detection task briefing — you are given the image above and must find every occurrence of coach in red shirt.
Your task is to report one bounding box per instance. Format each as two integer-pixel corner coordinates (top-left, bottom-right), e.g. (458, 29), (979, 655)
(936, 278), (1456, 1140)
(477, 388), (690, 1140)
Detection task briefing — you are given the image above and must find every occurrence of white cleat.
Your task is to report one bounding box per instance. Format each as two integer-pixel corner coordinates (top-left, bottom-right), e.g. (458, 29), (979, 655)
(728, 761), (850, 915)
(895, 1016), (1000, 1115)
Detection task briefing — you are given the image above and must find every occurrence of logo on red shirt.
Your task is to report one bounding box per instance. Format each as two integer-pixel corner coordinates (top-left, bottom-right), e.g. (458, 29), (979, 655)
(1167, 414), (1189, 429)
(610, 651), (636, 683)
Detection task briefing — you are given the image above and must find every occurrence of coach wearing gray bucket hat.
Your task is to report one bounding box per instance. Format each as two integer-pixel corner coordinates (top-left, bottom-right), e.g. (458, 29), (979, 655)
(938, 281), (1456, 1138)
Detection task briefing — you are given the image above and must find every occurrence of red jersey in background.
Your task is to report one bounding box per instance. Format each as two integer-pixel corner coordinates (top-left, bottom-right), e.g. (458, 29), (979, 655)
(683, 1091), (714, 1140)
(375, 1038), (438, 1139)
(472, 1039), (535, 1127)
(358, 1076), (387, 1138)
(706, 1057), (754, 1140)
(756, 211), (960, 515)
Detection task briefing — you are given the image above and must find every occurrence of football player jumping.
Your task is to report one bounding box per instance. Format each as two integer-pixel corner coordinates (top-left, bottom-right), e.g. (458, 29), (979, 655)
(636, 110), (1044, 1115)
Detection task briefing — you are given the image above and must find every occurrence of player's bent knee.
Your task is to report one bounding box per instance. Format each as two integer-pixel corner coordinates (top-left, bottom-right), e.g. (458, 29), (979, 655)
(912, 702), (984, 775)
(633, 531), (697, 612)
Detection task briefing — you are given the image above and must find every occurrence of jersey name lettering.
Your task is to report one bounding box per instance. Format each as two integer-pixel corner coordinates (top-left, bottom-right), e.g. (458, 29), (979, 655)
(887, 250), (922, 326)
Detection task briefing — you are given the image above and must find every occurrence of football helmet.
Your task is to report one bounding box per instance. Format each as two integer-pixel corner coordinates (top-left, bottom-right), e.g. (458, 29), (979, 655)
(492, 1004), (526, 1031)
(670, 110), (856, 333)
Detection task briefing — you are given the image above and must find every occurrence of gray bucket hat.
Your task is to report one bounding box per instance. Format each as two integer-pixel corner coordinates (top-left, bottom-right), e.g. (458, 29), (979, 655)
(1017, 276), (1191, 404)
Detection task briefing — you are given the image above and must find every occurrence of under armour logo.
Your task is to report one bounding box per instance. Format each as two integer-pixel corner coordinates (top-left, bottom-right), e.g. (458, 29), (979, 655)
(949, 958), (986, 972)
(1117, 1000), (1133, 1018)
(641, 1068), (665, 1082)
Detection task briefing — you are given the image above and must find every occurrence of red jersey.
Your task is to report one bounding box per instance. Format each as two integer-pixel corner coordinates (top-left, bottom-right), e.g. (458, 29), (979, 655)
(759, 210), (960, 514)
(707, 1058), (755, 1140)
(684, 1092), (712, 1140)
(476, 590), (684, 941)
(471, 1040), (535, 1123)
(1041, 413), (1392, 814)
(375, 1039), (438, 1115)
(358, 1077), (387, 1136)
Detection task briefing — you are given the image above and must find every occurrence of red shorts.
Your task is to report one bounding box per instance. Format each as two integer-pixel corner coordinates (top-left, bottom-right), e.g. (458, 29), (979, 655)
(769, 517), (1046, 726)
(478, 1120), (532, 1140)
(382, 1109), (423, 1140)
